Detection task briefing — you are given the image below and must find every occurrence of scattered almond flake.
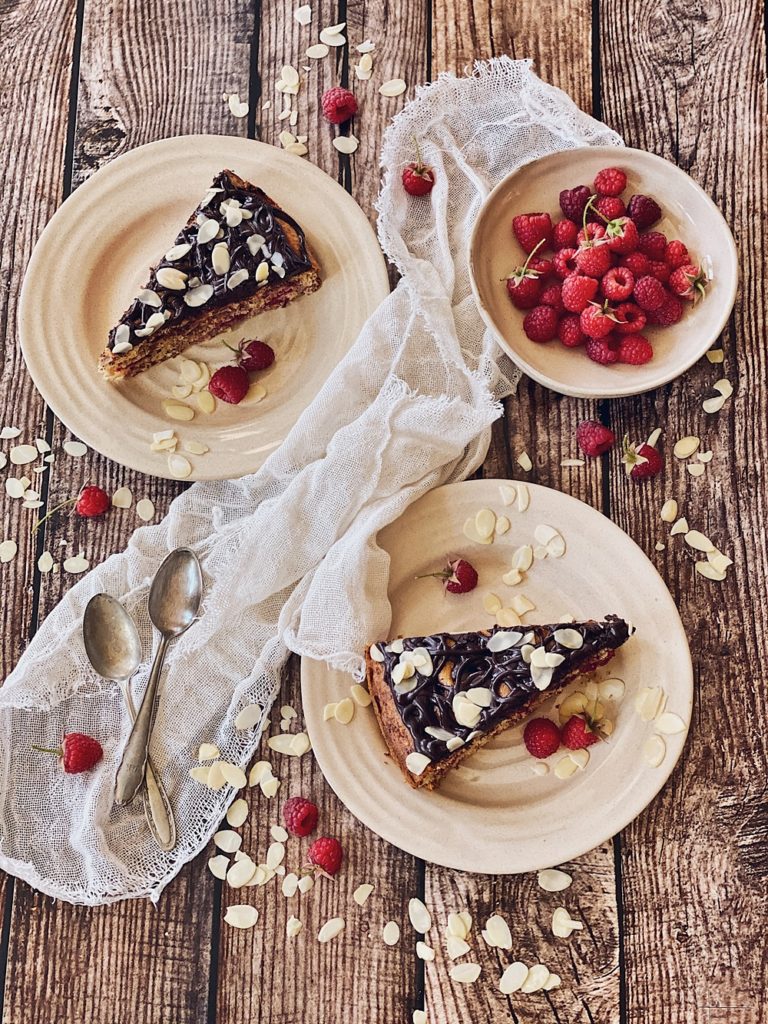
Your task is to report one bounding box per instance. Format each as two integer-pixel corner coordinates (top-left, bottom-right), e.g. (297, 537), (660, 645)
(412, 1013), (427, 1024)
(37, 551), (54, 573)
(570, 747), (590, 769)
(248, 760), (271, 787)
(289, 110), (298, 127)
(531, 761), (549, 775)
(218, 761), (247, 789)
(560, 458), (585, 467)
(544, 973), (562, 991)
(297, 874), (313, 894)
(552, 907), (583, 938)
(266, 841), (285, 870)
(0, 540), (18, 564)
(248, 383), (268, 403)
(153, 429), (175, 443)
(226, 798), (249, 828)
(408, 898), (432, 934)
(318, 917), (345, 943)
(267, 733), (301, 755)
(353, 883), (374, 906)
(350, 683), (372, 707)
(483, 593), (502, 615)
(0, 427), (20, 439)
(135, 498), (155, 523)
(645, 427), (662, 449)
(462, 516), (492, 545)
(179, 358), (203, 383)
(281, 872), (299, 897)
(687, 463), (706, 477)
(643, 733), (666, 767)
(382, 921), (400, 946)
(168, 454), (193, 479)
(43, 454), (55, 464)
(334, 697), (355, 724)
(227, 93), (249, 118)
(22, 499), (43, 509)
(495, 608), (521, 628)
(697, 450), (713, 463)
(63, 553), (89, 574)
(511, 544), (534, 573)
(482, 914), (512, 950)
(499, 961), (529, 994)
(510, 594), (535, 616)
(516, 483), (530, 512)
(214, 829), (242, 854)
(198, 742), (220, 762)
(379, 78), (407, 97)
(660, 498), (678, 523)
(9, 444), (38, 465)
(674, 436), (700, 459)
(356, 39), (375, 52)
(714, 378), (733, 398)
(111, 486), (133, 509)
(494, 515), (511, 537)
(319, 26), (346, 46)
(189, 765), (211, 784)
(296, 134), (308, 144)
(235, 703), (262, 731)
(208, 854), (229, 880)
(269, 825), (288, 844)
(34, 438), (50, 453)
(447, 912), (470, 939)
(702, 394), (725, 414)
(537, 868), (572, 892)
(290, 732), (311, 756)
(598, 677), (625, 702)
(685, 529), (714, 553)
(521, 963), (551, 993)
(227, 858), (258, 888)
(695, 560), (726, 581)
(554, 754), (578, 779)
(499, 483), (516, 506)
(354, 54), (373, 80)
(670, 517), (689, 536)
(655, 712), (686, 735)
(405, 751), (431, 776)
(637, 686), (665, 722)
(294, 3), (311, 24)
(306, 43), (330, 59)
(333, 134), (359, 154)
(0, 453), (6, 471)
(416, 941), (435, 961)
(449, 963), (481, 985)
(501, 568), (522, 586)
(284, 915), (302, 939)
(474, 507), (496, 539)
(62, 440), (88, 458)
(163, 401), (195, 422)
(533, 545), (548, 560)
(708, 550), (733, 573)
(322, 702), (337, 721)
(706, 349), (724, 363)
(446, 935), (470, 959)
(517, 451), (533, 472)
(224, 904), (258, 929)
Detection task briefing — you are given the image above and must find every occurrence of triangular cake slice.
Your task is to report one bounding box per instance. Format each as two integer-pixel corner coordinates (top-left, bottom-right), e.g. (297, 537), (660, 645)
(99, 169), (321, 380)
(365, 616), (633, 789)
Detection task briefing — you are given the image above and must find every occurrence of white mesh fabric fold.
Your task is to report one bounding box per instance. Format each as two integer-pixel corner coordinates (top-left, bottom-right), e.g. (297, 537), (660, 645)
(0, 58), (622, 903)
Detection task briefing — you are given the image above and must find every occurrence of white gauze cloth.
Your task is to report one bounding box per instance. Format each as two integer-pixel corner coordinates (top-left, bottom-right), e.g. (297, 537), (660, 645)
(0, 58), (622, 904)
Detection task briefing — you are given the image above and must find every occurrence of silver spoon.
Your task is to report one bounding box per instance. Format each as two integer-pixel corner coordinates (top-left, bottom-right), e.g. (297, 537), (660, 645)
(83, 593), (176, 851)
(115, 548), (203, 806)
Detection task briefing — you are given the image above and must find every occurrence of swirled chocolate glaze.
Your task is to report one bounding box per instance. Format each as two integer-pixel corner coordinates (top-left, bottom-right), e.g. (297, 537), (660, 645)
(375, 617), (632, 762)
(108, 169), (314, 351)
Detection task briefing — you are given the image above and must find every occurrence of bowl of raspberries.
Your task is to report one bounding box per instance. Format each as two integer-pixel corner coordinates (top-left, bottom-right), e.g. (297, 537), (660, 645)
(468, 146), (738, 398)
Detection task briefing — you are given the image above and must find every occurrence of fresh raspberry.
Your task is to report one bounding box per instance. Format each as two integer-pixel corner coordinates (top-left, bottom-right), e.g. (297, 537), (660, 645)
(561, 274), (598, 312)
(506, 273), (542, 310)
(282, 796), (319, 837)
(559, 185), (592, 222)
(209, 365), (250, 404)
(75, 486), (110, 518)
(576, 222), (606, 247)
(417, 557), (478, 593)
(593, 166), (627, 197)
(591, 195), (626, 222)
(523, 718), (561, 759)
(669, 263), (707, 301)
(553, 219), (579, 250)
(603, 216), (639, 255)
(561, 715), (600, 750)
(614, 302), (647, 334)
(665, 240), (690, 269)
(307, 836), (343, 877)
(575, 244), (612, 278)
(523, 305), (559, 342)
(622, 438), (663, 479)
(627, 194), (662, 229)
(33, 733), (104, 774)
(648, 260), (671, 284)
(580, 302), (616, 339)
(601, 266), (635, 302)
(402, 162), (435, 197)
(637, 231), (668, 260)
(618, 334), (653, 365)
(512, 213), (553, 254)
(528, 255), (554, 277)
(540, 282), (563, 311)
(557, 314), (586, 347)
(553, 247), (579, 279)
(321, 86), (358, 124)
(576, 419), (615, 457)
(652, 293), (684, 326)
(619, 252), (650, 277)
(633, 275), (666, 311)
(585, 335), (620, 365)
(239, 339), (275, 372)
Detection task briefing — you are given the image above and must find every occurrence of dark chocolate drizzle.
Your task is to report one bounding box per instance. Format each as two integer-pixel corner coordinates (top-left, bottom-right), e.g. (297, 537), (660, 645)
(108, 169), (314, 350)
(375, 617), (632, 762)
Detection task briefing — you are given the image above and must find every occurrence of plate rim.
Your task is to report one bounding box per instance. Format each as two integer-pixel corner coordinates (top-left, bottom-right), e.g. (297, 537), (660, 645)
(18, 133), (390, 480)
(468, 144), (739, 399)
(301, 478), (694, 873)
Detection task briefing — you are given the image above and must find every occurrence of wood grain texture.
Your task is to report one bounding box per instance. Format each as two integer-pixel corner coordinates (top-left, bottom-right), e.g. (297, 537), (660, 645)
(600, 1), (768, 1021)
(427, 4), (620, 1023)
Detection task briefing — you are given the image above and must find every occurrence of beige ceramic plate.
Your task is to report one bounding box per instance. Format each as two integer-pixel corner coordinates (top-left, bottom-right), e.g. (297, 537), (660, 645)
(469, 146), (738, 398)
(302, 479), (692, 873)
(19, 135), (389, 480)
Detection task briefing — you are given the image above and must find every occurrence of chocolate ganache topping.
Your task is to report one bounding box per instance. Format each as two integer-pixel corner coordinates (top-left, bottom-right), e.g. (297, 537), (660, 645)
(373, 617), (631, 762)
(108, 170), (314, 353)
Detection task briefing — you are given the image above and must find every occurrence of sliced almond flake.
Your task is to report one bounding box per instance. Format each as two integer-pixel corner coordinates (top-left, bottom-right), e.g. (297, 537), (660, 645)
(162, 401), (195, 422)
(702, 394), (726, 414)
(638, 686), (665, 722)
(224, 905), (258, 929)
(408, 898), (432, 934)
(235, 703), (262, 730)
(168, 454), (193, 479)
(494, 515), (510, 536)
(708, 550), (733, 573)
(63, 553), (89, 574)
(670, 517), (689, 536)
(37, 551), (54, 573)
(356, 39), (375, 52)
(510, 594), (534, 616)
(685, 529), (714, 552)
(379, 78), (407, 97)
(714, 378), (733, 398)
(521, 963), (551, 992)
(188, 764), (211, 785)
(706, 349), (724, 363)
(198, 742), (220, 762)
(350, 683), (372, 707)
(531, 761), (550, 775)
(248, 760), (271, 787)
(206, 761), (230, 788)
(673, 435), (700, 459)
(382, 921), (400, 946)
(319, 27), (346, 46)
(405, 751), (431, 776)
(655, 712), (686, 735)
(416, 941), (435, 961)
(643, 733), (666, 768)
(227, 858), (257, 888)
(266, 841), (285, 870)
(323, 702), (337, 721)
(552, 907), (583, 938)
(248, 383), (268, 402)
(226, 798), (249, 828)
(533, 545), (548, 560)
(0, 540), (18, 563)
(537, 868), (572, 892)
(660, 498), (678, 523)
(281, 872), (299, 897)
(218, 761), (247, 789)
(483, 593), (502, 614)
(334, 697), (355, 724)
(213, 829), (242, 853)
(294, 3), (311, 24)
(184, 440), (209, 456)
(553, 628), (583, 650)
(0, 427), (21, 439)
(496, 608), (522, 628)
(111, 486), (133, 509)
(412, 1013), (427, 1024)
(193, 391), (215, 415)
(267, 732), (307, 756)
(695, 560), (726, 581)
(62, 440), (88, 458)
(446, 935), (470, 959)
(353, 883), (374, 906)
(598, 677), (625, 702)
(285, 915), (302, 938)
(227, 93), (249, 118)
(499, 961), (529, 994)
(544, 973), (562, 991)
(22, 499), (43, 509)
(43, 454), (55, 463)
(561, 458), (585, 467)
(697, 450), (713, 463)
(306, 43), (329, 58)
(179, 358), (203, 383)
(333, 135), (359, 154)
(499, 483), (516, 506)
(655, 541), (666, 551)
(501, 568), (522, 586)
(554, 754), (578, 779)
(10, 444), (38, 465)
(297, 874), (313, 894)
(34, 438), (51, 453)
(482, 914), (512, 950)
(315, 917), (343, 943)
(570, 747), (590, 770)
(208, 854), (229, 879)
(0, 453), (6, 471)
(517, 451), (533, 472)
(687, 463), (705, 477)
(449, 963), (481, 984)
(646, 427), (663, 448)
(135, 498), (155, 523)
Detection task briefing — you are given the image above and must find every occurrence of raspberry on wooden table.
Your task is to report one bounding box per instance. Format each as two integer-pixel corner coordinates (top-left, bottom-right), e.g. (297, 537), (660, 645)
(623, 438), (663, 479)
(523, 718), (561, 759)
(576, 420), (616, 457)
(307, 836), (343, 877)
(593, 166), (627, 197)
(282, 796), (319, 838)
(321, 86), (358, 124)
(75, 486), (110, 518)
(627, 193), (662, 229)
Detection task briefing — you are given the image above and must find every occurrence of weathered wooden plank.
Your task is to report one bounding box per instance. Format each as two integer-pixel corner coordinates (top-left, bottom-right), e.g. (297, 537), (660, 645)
(3, 2), (254, 1022)
(600, 1), (768, 1021)
(426, 3), (621, 1023)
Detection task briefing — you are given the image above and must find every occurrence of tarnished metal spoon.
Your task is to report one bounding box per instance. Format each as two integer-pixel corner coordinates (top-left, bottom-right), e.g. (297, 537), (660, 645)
(115, 548), (202, 806)
(83, 593), (176, 851)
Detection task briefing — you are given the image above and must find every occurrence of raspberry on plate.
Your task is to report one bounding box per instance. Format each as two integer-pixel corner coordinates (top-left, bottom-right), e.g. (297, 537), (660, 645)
(523, 718), (561, 759)
(576, 419), (615, 457)
(585, 334), (620, 365)
(613, 302), (647, 334)
(620, 252), (650, 277)
(627, 193), (662, 229)
(591, 195), (625, 222)
(321, 86), (358, 124)
(75, 486), (110, 518)
(593, 166), (627, 197)
(603, 216), (639, 255)
(637, 231), (668, 260)
(576, 222), (606, 247)
(618, 334), (653, 365)
(553, 218), (579, 250)
(209, 365), (250, 404)
(559, 185), (592, 222)
(580, 302), (616, 338)
(307, 836), (343, 877)
(512, 212), (553, 254)
(633, 275), (667, 312)
(239, 339), (275, 372)
(665, 240), (690, 269)
(623, 438), (663, 479)
(540, 282), (564, 310)
(282, 796), (319, 837)
(648, 260), (671, 284)
(523, 304), (559, 342)
(557, 314), (586, 347)
(652, 293), (684, 326)
(575, 243), (612, 278)
(601, 266), (635, 302)
(553, 247), (579, 279)
(561, 714), (600, 750)
(506, 273), (542, 310)
(669, 263), (707, 301)
(417, 557), (478, 594)
(561, 274), (598, 312)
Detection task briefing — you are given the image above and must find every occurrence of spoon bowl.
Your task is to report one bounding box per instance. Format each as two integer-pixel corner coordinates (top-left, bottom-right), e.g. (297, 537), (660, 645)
(148, 547), (203, 636)
(83, 594), (142, 682)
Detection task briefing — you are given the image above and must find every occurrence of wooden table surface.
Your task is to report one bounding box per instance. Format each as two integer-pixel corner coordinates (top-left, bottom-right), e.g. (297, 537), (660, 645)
(1, 1), (766, 1022)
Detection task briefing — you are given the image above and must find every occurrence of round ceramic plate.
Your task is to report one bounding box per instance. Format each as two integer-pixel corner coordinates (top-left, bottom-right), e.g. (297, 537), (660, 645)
(469, 146), (738, 399)
(19, 135), (389, 480)
(302, 479), (692, 873)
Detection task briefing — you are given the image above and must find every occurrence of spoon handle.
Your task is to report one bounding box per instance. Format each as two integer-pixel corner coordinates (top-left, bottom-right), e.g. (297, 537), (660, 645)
(115, 634), (170, 805)
(120, 682), (176, 851)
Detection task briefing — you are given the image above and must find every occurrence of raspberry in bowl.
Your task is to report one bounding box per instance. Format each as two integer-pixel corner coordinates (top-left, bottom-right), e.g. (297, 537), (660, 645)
(468, 146), (737, 398)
